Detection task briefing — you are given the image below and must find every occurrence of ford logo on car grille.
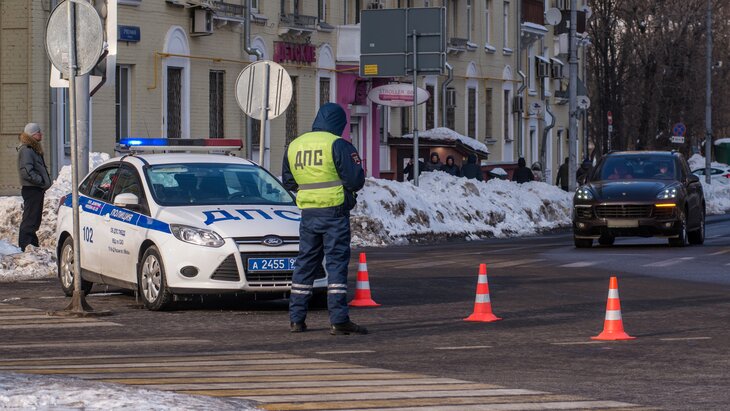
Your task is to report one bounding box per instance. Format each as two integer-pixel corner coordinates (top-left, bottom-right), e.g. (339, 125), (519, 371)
(262, 235), (284, 247)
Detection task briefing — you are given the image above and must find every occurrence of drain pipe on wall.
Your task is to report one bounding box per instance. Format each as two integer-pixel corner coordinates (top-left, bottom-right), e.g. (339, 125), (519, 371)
(540, 101), (555, 182)
(243, 0), (263, 159)
(516, 70), (526, 159)
(441, 62), (453, 127)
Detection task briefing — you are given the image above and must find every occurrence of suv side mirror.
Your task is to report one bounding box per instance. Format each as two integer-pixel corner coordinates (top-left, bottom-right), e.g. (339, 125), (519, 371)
(114, 193), (140, 210)
(687, 174), (700, 184)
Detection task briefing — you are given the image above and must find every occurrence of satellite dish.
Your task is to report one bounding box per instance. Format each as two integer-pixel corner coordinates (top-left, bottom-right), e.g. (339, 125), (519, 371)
(545, 8), (562, 26)
(577, 95), (591, 110)
(45, 0), (104, 77)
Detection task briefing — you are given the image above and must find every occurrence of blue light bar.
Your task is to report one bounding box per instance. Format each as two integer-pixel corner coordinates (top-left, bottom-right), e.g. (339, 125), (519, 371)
(119, 138), (169, 147)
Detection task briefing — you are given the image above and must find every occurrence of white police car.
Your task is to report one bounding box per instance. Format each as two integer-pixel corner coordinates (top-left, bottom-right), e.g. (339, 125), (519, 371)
(55, 139), (327, 310)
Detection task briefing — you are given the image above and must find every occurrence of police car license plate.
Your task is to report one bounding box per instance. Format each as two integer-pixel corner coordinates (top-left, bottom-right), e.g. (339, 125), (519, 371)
(247, 257), (296, 272)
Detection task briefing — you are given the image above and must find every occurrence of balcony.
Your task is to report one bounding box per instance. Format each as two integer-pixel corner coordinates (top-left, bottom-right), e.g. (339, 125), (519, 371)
(447, 37), (469, 54)
(211, 1), (245, 23)
(279, 13), (317, 37)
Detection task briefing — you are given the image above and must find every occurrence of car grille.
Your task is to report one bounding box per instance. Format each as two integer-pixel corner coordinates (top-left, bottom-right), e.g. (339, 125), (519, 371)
(233, 236), (299, 246)
(653, 206), (675, 219)
(211, 254), (240, 282)
(595, 204), (652, 218)
(575, 206), (593, 219)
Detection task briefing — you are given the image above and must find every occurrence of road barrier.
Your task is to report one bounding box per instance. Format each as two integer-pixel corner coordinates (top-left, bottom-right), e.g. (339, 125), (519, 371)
(464, 264), (502, 322)
(349, 252), (381, 307)
(592, 276), (635, 340)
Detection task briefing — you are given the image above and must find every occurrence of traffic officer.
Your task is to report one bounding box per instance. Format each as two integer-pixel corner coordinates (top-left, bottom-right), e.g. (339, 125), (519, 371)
(282, 103), (367, 335)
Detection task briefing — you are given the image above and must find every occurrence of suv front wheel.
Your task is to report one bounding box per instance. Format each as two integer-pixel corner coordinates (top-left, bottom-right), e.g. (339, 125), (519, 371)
(669, 209), (688, 247)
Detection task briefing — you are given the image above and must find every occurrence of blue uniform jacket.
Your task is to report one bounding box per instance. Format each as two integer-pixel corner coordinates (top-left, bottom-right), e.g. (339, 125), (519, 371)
(282, 103), (365, 215)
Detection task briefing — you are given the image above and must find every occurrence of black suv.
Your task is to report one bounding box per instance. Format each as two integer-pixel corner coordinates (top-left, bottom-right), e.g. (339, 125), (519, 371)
(573, 151), (705, 248)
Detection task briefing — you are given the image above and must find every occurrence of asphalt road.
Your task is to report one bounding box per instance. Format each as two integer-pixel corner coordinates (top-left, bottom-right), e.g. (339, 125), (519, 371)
(2, 215), (730, 410)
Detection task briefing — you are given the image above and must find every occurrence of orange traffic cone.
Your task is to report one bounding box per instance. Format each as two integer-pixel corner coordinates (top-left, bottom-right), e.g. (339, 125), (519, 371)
(349, 253), (380, 307)
(592, 276), (635, 341)
(464, 264), (501, 322)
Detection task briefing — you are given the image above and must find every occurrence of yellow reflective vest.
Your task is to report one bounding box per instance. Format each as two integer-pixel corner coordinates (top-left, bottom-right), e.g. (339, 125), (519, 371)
(287, 131), (344, 209)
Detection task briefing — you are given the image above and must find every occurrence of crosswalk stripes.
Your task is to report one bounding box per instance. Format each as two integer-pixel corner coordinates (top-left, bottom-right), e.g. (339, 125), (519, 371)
(0, 351), (642, 410)
(0, 303), (121, 330)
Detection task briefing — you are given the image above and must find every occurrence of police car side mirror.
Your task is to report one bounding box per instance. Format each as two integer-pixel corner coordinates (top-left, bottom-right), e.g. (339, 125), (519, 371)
(114, 193), (140, 210)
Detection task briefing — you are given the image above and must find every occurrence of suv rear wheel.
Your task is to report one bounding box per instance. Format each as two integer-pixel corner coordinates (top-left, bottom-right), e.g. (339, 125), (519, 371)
(688, 208), (705, 245)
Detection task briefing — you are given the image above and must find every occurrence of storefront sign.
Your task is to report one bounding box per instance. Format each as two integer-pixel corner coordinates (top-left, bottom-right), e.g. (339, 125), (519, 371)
(273, 42), (316, 64)
(368, 83), (430, 107)
(118, 25), (141, 43)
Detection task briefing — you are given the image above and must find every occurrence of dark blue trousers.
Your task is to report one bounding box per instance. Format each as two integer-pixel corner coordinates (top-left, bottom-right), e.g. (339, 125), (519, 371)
(290, 210), (351, 325)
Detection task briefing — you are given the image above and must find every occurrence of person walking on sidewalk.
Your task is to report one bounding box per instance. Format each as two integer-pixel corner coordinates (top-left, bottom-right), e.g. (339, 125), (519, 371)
(282, 103), (368, 335)
(511, 157), (534, 184)
(17, 123), (52, 251)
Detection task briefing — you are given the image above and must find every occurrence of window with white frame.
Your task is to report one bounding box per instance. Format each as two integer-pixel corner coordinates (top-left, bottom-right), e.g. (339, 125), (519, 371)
(484, 87), (493, 139)
(318, 0), (327, 22)
(467, 87), (476, 138)
(503, 89), (510, 140)
(503, 1), (510, 50)
(528, 43), (535, 92)
(250, 0), (259, 11)
(467, 0), (473, 41)
(426, 84), (435, 130)
(484, 0), (491, 45)
(319, 77), (331, 107)
(115, 65), (131, 142)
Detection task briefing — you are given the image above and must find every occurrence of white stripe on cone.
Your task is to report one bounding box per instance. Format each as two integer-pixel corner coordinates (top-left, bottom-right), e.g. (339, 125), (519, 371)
(356, 281), (370, 290)
(358, 263), (367, 272)
(475, 294), (491, 303)
(604, 309), (622, 321)
(608, 289), (619, 299)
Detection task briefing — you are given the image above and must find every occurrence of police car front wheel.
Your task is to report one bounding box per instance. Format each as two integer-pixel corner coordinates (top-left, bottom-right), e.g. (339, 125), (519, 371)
(138, 246), (173, 311)
(57, 236), (93, 297)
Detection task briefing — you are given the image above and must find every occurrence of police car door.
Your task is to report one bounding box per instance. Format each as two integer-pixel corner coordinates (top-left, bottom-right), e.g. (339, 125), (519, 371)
(78, 165), (120, 275)
(100, 165), (147, 285)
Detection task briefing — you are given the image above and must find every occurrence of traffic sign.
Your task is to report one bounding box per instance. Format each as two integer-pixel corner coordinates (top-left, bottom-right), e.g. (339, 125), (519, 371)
(235, 60), (292, 121)
(368, 84), (430, 107)
(46, 0), (105, 77)
(607, 111), (613, 125)
(670, 136), (685, 144)
(672, 122), (687, 137)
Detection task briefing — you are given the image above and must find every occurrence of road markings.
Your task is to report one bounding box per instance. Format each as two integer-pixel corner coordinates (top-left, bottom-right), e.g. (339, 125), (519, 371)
(0, 303), (120, 330)
(559, 261), (597, 268)
(328, 400), (640, 411)
(550, 341), (608, 346)
(315, 350), (375, 355)
(0, 351), (641, 410)
(659, 337), (711, 341)
(489, 259), (545, 268)
(434, 346), (492, 350)
(643, 257), (695, 267)
(0, 338), (212, 350)
(709, 248), (730, 255)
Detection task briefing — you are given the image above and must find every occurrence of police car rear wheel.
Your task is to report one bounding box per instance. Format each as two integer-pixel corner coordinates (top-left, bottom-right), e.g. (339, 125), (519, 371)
(58, 236), (93, 297)
(138, 246), (172, 311)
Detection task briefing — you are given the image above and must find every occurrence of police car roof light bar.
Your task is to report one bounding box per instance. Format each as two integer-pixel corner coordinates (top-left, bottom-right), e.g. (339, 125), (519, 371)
(117, 138), (243, 153)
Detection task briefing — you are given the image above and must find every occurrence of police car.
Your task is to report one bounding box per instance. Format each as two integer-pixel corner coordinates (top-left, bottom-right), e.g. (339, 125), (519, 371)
(55, 138), (327, 310)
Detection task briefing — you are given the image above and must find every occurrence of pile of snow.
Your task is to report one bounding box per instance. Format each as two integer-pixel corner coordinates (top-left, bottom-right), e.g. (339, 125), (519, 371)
(402, 127), (489, 154)
(0, 373), (257, 410)
(688, 154), (730, 215)
(351, 172), (573, 246)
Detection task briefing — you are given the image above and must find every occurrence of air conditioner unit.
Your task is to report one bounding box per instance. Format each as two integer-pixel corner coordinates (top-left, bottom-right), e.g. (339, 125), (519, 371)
(446, 88), (457, 108)
(536, 58), (550, 78)
(367, 0), (384, 9)
(191, 8), (213, 36)
(512, 96), (524, 113)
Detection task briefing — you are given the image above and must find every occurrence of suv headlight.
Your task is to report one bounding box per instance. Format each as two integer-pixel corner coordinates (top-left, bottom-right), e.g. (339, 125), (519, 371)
(170, 224), (225, 247)
(656, 187), (678, 199)
(575, 187), (594, 201)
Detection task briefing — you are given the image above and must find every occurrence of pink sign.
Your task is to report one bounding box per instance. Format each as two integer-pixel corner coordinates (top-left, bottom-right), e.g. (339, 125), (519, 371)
(273, 42), (316, 64)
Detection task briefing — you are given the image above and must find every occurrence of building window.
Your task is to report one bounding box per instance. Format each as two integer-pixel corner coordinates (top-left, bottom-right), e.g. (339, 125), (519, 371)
(250, 0), (259, 11)
(379, 105), (388, 144)
(446, 87), (455, 130)
(319, 77), (331, 107)
(115, 66), (131, 142)
(484, 88), (493, 139)
(503, 89), (510, 140)
(467, 87), (476, 138)
(426, 84), (435, 130)
(528, 44), (535, 92)
(285, 76), (298, 144)
(503, 1), (509, 49)
(251, 119), (261, 149)
(167, 67), (182, 139)
(346, 0), (362, 24)
(400, 107), (411, 135)
(318, 0), (327, 21)
(467, 0), (473, 41)
(484, 0), (491, 45)
(209, 70), (224, 138)
(59, 89), (71, 150)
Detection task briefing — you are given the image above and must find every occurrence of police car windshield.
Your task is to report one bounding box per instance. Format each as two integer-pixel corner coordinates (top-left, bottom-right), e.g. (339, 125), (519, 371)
(146, 163), (295, 206)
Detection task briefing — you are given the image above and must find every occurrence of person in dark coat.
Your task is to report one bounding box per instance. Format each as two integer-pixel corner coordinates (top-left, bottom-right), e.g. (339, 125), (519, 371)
(442, 155), (460, 176)
(403, 158), (425, 181)
(511, 157), (534, 183)
(555, 157), (569, 191)
(576, 158), (592, 186)
(422, 152), (444, 172)
(17, 123), (52, 251)
(460, 154), (483, 181)
(281, 103), (367, 335)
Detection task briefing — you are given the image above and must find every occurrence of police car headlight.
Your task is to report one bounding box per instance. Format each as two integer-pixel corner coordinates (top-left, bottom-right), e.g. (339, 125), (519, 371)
(170, 224), (225, 248)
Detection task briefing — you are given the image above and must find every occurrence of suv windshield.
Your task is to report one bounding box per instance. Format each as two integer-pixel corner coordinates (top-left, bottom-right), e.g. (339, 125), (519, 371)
(146, 163), (295, 206)
(596, 155), (676, 181)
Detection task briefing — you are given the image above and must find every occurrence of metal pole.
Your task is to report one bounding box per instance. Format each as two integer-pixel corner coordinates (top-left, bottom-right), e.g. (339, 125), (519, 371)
(705, 0), (712, 184)
(259, 62), (270, 168)
(66, 0), (82, 300)
(568, 0), (578, 191)
(76, 73), (90, 177)
(412, 29), (420, 186)
(516, 0), (523, 159)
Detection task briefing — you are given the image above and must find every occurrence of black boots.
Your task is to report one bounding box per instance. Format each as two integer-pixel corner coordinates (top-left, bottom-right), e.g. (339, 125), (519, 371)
(290, 322), (307, 333)
(330, 321), (368, 335)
